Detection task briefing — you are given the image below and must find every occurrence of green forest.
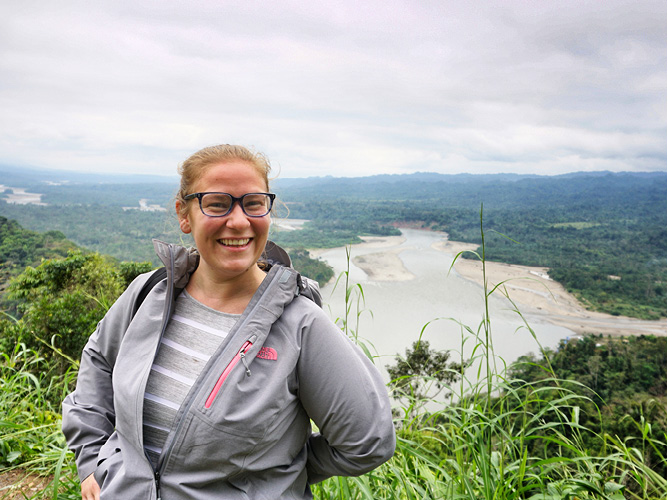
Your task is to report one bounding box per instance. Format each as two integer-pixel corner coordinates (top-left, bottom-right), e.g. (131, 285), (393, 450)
(1, 170), (665, 320)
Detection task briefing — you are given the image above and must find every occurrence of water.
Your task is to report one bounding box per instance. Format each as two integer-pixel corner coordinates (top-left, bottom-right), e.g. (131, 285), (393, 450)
(0, 185), (46, 205)
(317, 229), (575, 380)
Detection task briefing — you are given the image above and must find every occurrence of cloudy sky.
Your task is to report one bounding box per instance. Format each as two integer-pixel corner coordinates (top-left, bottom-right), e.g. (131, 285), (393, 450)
(1, 1), (665, 178)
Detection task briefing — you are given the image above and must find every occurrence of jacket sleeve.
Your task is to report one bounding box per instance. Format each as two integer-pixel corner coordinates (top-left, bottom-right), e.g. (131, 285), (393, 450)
(61, 275), (148, 482)
(296, 303), (396, 484)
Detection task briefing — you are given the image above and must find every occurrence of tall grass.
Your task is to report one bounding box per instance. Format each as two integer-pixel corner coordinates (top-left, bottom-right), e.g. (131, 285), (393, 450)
(1, 214), (666, 499)
(314, 211), (666, 500)
(0, 341), (79, 499)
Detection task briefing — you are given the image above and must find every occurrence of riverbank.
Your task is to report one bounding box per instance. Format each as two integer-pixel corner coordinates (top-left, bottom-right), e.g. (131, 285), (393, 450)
(0, 185), (46, 205)
(312, 233), (666, 338)
(438, 240), (666, 337)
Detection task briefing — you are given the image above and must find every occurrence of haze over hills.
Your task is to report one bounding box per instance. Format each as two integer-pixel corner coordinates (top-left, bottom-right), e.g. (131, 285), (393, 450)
(2, 165), (665, 210)
(0, 164), (179, 186)
(3, 164), (664, 187)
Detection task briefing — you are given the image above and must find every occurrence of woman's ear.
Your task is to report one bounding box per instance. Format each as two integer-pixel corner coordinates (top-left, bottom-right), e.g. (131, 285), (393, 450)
(176, 201), (192, 234)
(179, 217), (191, 234)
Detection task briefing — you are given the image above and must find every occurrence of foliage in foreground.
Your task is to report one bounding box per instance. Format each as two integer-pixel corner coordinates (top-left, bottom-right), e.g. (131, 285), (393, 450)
(2, 333), (665, 500)
(510, 334), (667, 479)
(0, 251), (153, 374)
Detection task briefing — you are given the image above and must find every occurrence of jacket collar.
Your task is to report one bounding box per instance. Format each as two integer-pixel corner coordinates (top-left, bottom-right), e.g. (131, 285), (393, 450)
(152, 239), (200, 290)
(151, 239), (323, 308)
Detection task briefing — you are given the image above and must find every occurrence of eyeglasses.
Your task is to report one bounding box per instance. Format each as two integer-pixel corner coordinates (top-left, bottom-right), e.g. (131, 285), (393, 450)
(184, 192), (276, 218)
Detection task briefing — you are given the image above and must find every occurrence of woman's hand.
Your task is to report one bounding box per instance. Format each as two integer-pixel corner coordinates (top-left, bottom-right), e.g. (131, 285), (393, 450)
(81, 473), (100, 500)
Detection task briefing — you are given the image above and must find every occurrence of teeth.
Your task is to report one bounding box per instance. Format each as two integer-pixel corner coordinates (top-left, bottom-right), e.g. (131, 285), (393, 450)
(219, 238), (250, 246)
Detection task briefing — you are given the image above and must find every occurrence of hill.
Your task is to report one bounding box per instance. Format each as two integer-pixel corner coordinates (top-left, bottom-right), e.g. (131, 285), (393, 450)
(0, 216), (77, 286)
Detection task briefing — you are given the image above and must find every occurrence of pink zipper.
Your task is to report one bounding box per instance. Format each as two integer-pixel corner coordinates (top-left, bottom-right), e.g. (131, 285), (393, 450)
(204, 341), (253, 409)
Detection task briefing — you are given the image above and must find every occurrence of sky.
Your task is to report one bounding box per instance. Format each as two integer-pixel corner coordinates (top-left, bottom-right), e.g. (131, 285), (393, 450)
(1, 0), (666, 178)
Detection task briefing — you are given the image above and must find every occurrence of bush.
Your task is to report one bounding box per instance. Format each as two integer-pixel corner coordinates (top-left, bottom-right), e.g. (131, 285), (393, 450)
(2, 251), (153, 373)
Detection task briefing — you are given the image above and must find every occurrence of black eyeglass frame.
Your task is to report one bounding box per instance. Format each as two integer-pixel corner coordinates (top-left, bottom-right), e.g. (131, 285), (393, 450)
(183, 192), (276, 218)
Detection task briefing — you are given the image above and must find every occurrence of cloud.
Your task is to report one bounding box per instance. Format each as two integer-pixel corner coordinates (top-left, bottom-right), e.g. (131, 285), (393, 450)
(0, 0), (665, 177)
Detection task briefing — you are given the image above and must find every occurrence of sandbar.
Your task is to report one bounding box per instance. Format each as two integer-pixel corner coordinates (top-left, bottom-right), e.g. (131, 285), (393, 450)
(308, 235), (406, 258)
(353, 251), (414, 281)
(435, 240), (666, 337)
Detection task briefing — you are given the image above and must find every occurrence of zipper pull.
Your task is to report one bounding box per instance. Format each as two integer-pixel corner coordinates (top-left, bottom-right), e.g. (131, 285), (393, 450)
(240, 342), (252, 376)
(204, 340), (254, 409)
(155, 470), (162, 500)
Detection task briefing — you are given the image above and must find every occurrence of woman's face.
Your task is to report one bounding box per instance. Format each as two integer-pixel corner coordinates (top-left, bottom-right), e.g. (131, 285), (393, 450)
(177, 160), (271, 285)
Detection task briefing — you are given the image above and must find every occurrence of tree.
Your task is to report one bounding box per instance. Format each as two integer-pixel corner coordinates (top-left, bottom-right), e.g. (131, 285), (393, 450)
(386, 340), (465, 410)
(287, 248), (334, 287)
(2, 251), (153, 373)
(507, 335), (667, 478)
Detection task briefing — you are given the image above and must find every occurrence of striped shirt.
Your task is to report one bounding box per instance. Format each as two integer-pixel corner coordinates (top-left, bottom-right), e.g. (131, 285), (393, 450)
(142, 290), (239, 467)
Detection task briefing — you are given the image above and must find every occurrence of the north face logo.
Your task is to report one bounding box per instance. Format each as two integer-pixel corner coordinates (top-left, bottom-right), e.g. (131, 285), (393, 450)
(256, 347), (278, 361)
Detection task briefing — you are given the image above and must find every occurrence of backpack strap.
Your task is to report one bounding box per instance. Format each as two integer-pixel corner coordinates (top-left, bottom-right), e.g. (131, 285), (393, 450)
(131, 267), (167, 319)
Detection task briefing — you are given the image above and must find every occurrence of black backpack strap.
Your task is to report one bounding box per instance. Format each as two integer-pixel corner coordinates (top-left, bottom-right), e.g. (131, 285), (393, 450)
(131, 267), (167, 319)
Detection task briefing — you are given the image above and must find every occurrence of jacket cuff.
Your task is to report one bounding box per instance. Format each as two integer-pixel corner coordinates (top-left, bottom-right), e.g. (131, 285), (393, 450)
(77, 458), (99, 483)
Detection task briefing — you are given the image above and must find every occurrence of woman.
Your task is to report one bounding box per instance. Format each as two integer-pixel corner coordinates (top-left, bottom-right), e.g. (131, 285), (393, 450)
(62, 144), (395, 499)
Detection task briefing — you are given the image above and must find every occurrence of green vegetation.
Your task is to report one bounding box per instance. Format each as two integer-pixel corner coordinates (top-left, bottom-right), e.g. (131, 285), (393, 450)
(510, 334), (666, 479)
(386, 340), (464, 405)
(0, 217), (77, 291)
(0, 202), (185, 266)
(271, 221), (364, 249)
(1, 171), (664, 319)
(269, 217), (401, 250)
(1, 251), (153, 374)
(286, 249), (334, 286)
(0, 215), (665, 499)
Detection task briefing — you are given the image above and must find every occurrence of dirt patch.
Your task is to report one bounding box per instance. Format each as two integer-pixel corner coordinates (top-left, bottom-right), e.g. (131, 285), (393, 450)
(0, 469), (51, 499)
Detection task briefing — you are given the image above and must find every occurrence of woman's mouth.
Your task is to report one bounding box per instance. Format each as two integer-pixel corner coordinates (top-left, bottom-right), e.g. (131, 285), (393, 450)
(218, 238), (251, 247)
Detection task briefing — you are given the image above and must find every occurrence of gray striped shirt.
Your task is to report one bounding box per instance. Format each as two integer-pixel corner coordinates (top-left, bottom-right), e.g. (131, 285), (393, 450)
(142, 290), (239, 466)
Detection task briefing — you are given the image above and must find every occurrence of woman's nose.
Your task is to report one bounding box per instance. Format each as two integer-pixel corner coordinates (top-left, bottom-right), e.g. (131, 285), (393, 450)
(225, 202), (250, 227)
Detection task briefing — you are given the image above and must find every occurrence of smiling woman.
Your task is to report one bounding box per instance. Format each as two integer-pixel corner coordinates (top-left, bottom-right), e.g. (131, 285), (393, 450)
(176, 159), (274, 310)
(62, 144), (396, 500)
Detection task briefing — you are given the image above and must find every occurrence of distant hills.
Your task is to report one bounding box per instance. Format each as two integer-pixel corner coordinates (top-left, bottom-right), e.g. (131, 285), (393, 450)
(0, 164), (179, 186)
(1, 165), (665, 212)
(272, 170), (667, 212)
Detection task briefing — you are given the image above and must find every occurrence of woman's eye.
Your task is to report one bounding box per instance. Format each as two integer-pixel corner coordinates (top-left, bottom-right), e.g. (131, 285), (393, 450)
(203, 198), (231, 212)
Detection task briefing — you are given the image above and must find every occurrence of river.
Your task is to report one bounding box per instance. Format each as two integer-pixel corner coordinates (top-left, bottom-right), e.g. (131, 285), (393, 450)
(316, 228), (575, 380)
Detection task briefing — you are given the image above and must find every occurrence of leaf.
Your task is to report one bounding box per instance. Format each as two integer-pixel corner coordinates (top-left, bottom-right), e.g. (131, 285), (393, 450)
(603, 481), (625, 493)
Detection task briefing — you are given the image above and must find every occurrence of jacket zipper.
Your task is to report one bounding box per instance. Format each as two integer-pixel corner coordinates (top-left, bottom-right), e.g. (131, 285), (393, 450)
(155, 470), (162, 500)
(147, 247), (175, 500)
(154, 266), (285, 490)
(204, 340), (253, 409)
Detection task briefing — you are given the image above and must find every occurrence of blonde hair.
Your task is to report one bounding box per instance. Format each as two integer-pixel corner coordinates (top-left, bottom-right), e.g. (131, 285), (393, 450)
(176, 144), (272, 218)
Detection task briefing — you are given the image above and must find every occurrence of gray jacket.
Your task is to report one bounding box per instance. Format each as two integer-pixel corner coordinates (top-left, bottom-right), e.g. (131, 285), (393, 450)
(62, 240), (395, 499)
